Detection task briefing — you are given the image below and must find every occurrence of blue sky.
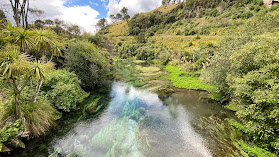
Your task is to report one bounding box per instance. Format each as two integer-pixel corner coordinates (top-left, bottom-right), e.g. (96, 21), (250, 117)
(1, 0), (162, 33)
(64, 0), (109, 19)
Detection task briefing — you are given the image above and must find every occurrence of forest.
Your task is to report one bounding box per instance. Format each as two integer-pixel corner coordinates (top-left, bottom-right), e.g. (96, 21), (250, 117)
(1, 0), (279, 156)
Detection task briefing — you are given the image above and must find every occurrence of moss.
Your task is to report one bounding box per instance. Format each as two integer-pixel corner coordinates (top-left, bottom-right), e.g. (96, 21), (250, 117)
(165, 65), (214, 91)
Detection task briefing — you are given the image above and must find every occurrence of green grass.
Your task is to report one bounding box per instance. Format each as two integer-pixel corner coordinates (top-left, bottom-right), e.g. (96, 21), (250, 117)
(165, 65), (213, 91)
(228, 119), (248, 133)
(237, 141), (277, 157)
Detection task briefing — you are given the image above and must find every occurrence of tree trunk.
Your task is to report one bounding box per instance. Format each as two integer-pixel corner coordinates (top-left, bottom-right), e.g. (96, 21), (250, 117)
(9, 0), (29, 28)
(33, 79), (42, 103)
(24, 0), (30, 29)
(14, 95), (21, 119)
(10, 0), (20, 27)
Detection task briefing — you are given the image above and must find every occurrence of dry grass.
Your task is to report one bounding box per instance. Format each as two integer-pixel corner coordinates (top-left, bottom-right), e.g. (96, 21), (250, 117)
(107, 21), (129, 37)
(110, 36), (136, 44)
(150, 35), (221, 51)
(148, 4), (178, 13)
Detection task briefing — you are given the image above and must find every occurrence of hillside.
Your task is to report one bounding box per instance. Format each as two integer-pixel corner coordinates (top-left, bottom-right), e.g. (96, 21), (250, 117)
(105, 1), (277, 52)
(98, 0), (279, 156)
(2, 0), (279, 156)
(105, 4), (178, 37)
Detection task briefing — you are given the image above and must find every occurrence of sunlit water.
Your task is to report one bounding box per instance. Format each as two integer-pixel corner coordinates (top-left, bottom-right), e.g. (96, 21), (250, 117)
(9, 81), (233, 157)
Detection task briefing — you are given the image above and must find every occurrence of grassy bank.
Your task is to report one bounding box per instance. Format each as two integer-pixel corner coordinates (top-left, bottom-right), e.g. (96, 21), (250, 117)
(165, 65), (214, 91)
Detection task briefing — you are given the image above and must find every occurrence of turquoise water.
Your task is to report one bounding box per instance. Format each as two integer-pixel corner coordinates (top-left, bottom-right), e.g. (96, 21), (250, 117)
(9, 81), (233, 157)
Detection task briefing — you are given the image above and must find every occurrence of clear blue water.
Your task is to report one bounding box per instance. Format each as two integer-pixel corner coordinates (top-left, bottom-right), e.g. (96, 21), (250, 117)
(10, 81), (233, 157)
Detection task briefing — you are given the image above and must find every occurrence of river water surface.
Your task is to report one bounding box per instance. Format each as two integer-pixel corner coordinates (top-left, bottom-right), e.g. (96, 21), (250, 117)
(9, 79), (234, 157)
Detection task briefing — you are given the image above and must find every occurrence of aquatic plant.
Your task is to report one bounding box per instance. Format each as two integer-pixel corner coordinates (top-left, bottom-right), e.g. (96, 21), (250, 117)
(135, 125), (153, 154)
(199, 116), (248, 156)
(91, 118), (130, 154)
(91, 100), (145, 157)
(121, 101), (142, 121)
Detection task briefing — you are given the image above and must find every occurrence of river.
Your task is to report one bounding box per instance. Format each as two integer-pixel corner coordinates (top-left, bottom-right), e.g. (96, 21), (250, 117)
(9, 62), (234, 157)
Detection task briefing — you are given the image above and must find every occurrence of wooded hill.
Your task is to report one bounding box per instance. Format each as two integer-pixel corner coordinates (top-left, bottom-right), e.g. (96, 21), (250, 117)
(96, 0), (279, 156)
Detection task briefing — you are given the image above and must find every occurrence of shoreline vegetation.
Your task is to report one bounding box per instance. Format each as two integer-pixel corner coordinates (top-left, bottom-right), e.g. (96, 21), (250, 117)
(1, 0), (279, 156)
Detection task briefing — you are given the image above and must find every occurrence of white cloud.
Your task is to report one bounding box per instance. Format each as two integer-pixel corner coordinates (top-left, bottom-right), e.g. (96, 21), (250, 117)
(61, 5), (99, 33)
(106, 0), (161, 17)
(1, 0), (100, 33)
(0, 0), (163, 33)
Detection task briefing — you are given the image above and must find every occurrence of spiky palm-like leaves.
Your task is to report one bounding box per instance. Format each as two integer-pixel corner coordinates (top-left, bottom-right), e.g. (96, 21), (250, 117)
(0, 49), (31, 78)
(30, 60), (54, 103)
(2, 26), (63, 61)
(34, 29), (56, 57)
(14, 28), (34, 52)
(0, 48), (55, 136)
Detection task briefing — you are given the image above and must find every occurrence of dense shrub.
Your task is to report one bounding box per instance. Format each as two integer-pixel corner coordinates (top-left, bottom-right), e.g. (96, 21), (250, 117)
(209, 8), (219, 17)
(184, 28), (196, 35)
(41, 70), (89, 112)
(243, 0), (264, 6)
(184, 0), (226, 10)
(128, 11), (163, 35)
(0, 120), (25, 152)
(116, 42), (141, 59)
(201, 13), (279, 153)
(200, 26), (211, 35)
(270, 5), (279, 12)
(65, 41), (112, 91)
(241, 11), (253, 19)
(135, 46), (156, 60)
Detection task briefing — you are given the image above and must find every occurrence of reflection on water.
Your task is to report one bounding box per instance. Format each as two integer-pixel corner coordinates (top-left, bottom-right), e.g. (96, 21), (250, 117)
(50, 82), (215, 157)
(8, 81), (233, 157)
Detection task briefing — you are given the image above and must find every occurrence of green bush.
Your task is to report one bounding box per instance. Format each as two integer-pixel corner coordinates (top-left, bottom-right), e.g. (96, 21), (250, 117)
(209, 8), (219, 17)
(241, 11), (253, 19)
(65, 40), (112, 91)
(135, 46), (156, 60)
(116, 42), (141, 59)
(184, 28), (196, 35)
(128, 11), (163, 35)
(249, 5), (255, 10)
(0, 120), (25, 152)
(176, 30), (182, 35)
(200, 26), (211, 35)
(41, 70), (89, 112)
(243, 0), (264, 5)
(237, 141), (277, 157)
(202, 15), (279, 152)
(270, 5), (279, 12)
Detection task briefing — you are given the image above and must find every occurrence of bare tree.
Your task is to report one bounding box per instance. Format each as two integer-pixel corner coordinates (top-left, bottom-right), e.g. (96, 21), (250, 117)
(9, 0), (30, 28)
